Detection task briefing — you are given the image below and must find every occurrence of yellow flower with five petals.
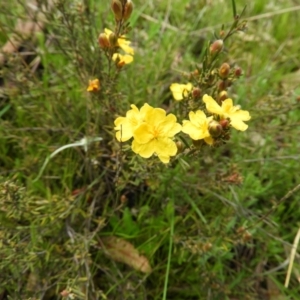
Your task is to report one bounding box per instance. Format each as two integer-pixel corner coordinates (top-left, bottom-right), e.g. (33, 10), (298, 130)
(203, 94), (251, 131)
(170, 83), (193, 101)
(182, 110), (214, 145)
(87, 79), (100, 92)
(132, 108), (182, 163)
(114, 104), (153, 142)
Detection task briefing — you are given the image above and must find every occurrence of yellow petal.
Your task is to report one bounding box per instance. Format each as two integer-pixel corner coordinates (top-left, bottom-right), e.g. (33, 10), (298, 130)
(170, 83), (193, 101)
(114, 118), (134, 142)
(229, 111), (251, 131)
(182, 121), (210, 140)
(104, 28), (113, 36)
(155, 114), (182, 137)
(203, 94), (224, 115)
(154, 137), (178, 158)
(132, 140), (155, 158)
(112, 53), (133, 66)
(204, 136), (214, 145)
(221, 98), (234, 113)
(144, 108), (166, 125)
(118, 38), (134, 55)
(134, 123), (153, 144)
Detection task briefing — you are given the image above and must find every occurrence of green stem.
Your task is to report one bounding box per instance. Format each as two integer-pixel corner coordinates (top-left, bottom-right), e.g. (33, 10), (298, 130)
(162, 197), (175, 300)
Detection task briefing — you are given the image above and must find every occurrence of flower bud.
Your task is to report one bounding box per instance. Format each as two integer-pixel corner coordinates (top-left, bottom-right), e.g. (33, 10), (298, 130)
(176, 141), (184, 154)
(219, 119), (229, 129)
(242, 231), (252, 242)
(109, 32), (118, 47)
(192, 87), (201, 99)
(111, 0), (123, 21)
(219, 30), (225, 38)
(202, 242), (212, 252)
(218, 80), (228, 91)
(219, 90), (228, 102)
(209, 39), (224, 55)
(98, 33), (110, 49)
(120, 194), (127, 203)
(123, 0), (133, 21)
(219, 63), (230, 78)
(193, 69), (199, 76)
(234, 67), (242, 77)
(208, 120), (223, 138)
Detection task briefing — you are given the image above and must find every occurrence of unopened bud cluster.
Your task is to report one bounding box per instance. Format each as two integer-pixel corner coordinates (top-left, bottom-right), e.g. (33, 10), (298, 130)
(111, 0), (133, 22)
(208, 118), (230, 142)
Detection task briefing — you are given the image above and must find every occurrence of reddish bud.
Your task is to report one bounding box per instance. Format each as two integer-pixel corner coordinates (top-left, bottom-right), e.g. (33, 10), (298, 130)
(192, 87), (201, 99)
(219, 119), (229, 129)
(209, 39), (224, 55)
(219, 63), (230, 78)
(111, 0), (123, 21)
(120, 194), (127, 203)
(123, 0), (133, 21)
(98, 33), (110, 49)
(234, 67), (242, 77)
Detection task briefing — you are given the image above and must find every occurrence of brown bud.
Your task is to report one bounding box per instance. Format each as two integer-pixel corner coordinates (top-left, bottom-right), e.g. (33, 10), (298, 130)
(176, 141), (184, 154)
(219, 63), (230, 78)
(234, 67), (242, 77)
(218, 80), (227, 91)
(208, 120), (223, 138)
(193, 69), (199, 76)
(202, 242), (212, 252)
(120, 194), (127, 203)
(98, 33), (110, 49)
(242, 231), (252, 242)
(111, 0), (123, 21)
(236, 226), (245, 234)
(109, 32), (118, 47)
(123, 0), (133, 21)
(60, 290), (70, 297)
(209, 39), (224, 55)
(219, 119), (229, 129)
(192, 87), (201, 99)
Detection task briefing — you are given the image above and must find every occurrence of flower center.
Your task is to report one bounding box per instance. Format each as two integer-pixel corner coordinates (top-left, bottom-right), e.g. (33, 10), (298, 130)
(152, 127), (161, 139)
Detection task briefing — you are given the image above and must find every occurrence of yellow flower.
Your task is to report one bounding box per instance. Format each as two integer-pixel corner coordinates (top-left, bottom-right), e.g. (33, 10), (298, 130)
(112, 53), (133, 66)
(132, 108), (182, 163)
(170, 83), (193, 101)
(203, 94), (251, 131)
(87, 79), (100, 92)
(114, 104), (153, 142)
(182, 110), (214, 145)
(104, 28), (134, 55)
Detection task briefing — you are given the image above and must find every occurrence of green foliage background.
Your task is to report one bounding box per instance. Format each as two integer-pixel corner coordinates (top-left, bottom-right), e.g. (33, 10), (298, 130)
(0, 0), (299, 299)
